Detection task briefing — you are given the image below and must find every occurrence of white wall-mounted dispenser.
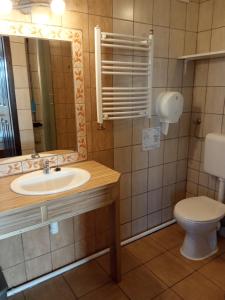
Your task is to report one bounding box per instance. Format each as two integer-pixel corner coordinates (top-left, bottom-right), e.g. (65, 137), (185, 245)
(156, 91), (184, 135)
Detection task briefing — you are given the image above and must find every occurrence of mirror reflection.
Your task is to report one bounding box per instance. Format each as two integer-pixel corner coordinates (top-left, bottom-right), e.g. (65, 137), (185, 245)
(0, 35), (77, 159)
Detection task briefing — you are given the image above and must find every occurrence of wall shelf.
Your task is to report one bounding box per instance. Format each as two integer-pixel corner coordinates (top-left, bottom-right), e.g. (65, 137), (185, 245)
(178, 50), (225, 61)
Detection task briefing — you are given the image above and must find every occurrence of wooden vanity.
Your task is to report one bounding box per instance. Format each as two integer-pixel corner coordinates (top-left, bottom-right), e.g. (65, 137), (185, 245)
(0, 161), (121, 282)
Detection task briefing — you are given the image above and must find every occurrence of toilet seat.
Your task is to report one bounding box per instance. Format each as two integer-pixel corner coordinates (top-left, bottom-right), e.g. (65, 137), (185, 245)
(174, 196), (225, 223)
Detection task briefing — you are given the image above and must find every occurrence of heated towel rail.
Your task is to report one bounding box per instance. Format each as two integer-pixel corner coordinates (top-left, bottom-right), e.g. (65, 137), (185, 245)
(94, 26), (154, 127)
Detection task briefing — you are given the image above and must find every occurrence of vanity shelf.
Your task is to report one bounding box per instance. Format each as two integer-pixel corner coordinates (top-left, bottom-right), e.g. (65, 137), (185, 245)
(179, 50), (225, 61)
(0, 161), (121, 282)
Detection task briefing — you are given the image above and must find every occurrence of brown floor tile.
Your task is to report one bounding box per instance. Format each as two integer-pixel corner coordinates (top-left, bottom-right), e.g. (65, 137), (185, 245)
(172, 272), (225, 300)
(150, 225), (184, 250)
(169, 246), (213, 270)
(153, 289), (182, 300)
(119, 265), (166, 300)
(199, 257), (225, 291)
(79, 282), (129, 300)
(125, 237), (165, 263)
(63, 261), (110, 298)
(146, 252), (193, 287)
(97, 247), (141, 275)
(25, 276), (76, 300)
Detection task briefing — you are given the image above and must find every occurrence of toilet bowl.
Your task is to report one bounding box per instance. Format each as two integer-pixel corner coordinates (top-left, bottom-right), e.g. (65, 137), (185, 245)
(174, 196), (225, 260)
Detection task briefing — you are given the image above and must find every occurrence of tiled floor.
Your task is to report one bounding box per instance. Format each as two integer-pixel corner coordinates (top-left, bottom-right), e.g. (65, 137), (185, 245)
(10, 224), (225, 300)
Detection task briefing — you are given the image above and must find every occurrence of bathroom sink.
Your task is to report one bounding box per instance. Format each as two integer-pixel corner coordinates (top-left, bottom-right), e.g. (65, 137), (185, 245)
(10, 167), (91, 196)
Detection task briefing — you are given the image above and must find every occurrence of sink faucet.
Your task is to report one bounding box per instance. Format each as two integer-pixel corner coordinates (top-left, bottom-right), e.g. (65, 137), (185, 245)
(43, 160), (50, 174)
(31, 152), (40, 159)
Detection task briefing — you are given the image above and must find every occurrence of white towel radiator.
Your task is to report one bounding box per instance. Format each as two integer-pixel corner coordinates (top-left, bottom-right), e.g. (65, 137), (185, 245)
(94, 26), (154, 128)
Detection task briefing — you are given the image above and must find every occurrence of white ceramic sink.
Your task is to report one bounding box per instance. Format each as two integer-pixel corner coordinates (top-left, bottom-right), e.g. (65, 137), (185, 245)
(10, 167), (91, 196)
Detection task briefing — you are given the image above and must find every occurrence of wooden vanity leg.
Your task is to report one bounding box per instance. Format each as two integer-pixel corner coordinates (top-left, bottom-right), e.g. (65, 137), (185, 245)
(110, 183), (121, 283)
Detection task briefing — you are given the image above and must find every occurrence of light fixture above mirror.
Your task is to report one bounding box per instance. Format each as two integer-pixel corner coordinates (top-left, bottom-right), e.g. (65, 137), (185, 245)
(0, 0), (66, 16)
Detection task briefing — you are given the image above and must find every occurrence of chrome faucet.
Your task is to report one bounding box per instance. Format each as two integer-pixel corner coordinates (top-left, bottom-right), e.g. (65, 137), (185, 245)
(43, 160), (50, 174)
(31, 152), (40, 159)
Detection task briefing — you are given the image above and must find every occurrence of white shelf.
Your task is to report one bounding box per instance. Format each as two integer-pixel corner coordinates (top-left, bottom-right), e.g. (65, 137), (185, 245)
(178, 50), (225, 61)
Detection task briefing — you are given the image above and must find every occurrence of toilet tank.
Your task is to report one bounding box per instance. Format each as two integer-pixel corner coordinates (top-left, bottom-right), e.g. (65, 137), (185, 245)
(204, 133), (225, 179)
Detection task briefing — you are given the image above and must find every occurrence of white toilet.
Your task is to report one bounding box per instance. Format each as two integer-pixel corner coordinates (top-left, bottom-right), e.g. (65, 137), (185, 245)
(174, 133), (225, 260)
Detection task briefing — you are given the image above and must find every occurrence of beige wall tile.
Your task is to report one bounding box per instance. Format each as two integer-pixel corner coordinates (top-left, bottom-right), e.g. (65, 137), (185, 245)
(153, 58), (168, 88)
(194, 60), (209, 87)
(74, 211), (95, 242)
(3, 263), (26, 288)
(197, 31), (211, 53)
(186, 2), (199, 32)
(212, 0), (225, 29)
(203, 114), (223, 137)
(132, 118), (150, 145)
(184, 32), (197, 55)
(25, 254), (52, 281)
(114, 120), (132, 148)
(162, 184), (176, 208)
(163, 162), (177, 186)
(178, 137), (189, 160)
(132, 169), (148, 195)
(192, 87), (206, 113)
(134, 0), (153, 24)
(113, 0), (133, 20)
(132, 216), (148, 235)
(154, 26), (169, 58)
(120, 222), (132, 240)
(120, 197), (132, 224)
(208, 58), (225, 86)
(170, 0), (187, 30)
(153, 0), (170, 27)
(0, 236), (24, 270)
(50, 219), (74, 251)
(182, 88), (193, 113)
(205, 87), (225, 114)
(177, 159), (188, 182)
(167, 60), (183, 87)
(148, 189), (162, 213)
(132, 145), (148, 171)
(148, 211), (162, 229)
(52, 244), (75, 270)
(169, 29), (185, 58)
(148, 165), (163, 191)
(132, 193), (148, 219)
(75, 236), (96, 260)
(120, 173), (131, 199)
(88, 0), (112, 17)
(149, 141), (164, 167)
(198, 0), (213, 32)
(22, 227), (50, 260)
(114, 147), (132, 173)
(211, 27), (225, 52)
(164, 139), (178, 163)
(179, 113), (191, 137)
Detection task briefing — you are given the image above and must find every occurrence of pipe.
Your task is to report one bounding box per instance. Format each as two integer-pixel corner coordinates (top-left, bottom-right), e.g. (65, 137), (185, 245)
(217, 178), (225, 203)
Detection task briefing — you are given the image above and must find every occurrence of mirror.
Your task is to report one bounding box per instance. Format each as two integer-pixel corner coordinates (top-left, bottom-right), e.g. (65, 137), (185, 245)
(0, 35), (77, 159)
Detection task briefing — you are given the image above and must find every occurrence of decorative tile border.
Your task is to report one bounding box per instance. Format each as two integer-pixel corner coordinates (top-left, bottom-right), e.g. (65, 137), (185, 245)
(0, 20), (87, 176)
(0, 152), (81, 177)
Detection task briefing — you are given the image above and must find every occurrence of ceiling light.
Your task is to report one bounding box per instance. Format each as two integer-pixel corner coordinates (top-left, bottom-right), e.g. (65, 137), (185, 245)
(50, 0), (65, 15)
(0, 0), (13, 15)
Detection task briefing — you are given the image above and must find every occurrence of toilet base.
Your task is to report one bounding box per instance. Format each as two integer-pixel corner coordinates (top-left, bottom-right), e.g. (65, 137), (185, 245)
(180, 229), (218, 261)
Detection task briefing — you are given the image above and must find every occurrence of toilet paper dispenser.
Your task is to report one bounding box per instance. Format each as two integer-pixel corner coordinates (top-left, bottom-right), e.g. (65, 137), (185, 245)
(156, 91), (184, 135)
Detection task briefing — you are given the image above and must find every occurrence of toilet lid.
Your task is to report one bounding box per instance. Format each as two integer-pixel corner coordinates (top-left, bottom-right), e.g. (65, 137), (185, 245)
(174, 196), (225, 222)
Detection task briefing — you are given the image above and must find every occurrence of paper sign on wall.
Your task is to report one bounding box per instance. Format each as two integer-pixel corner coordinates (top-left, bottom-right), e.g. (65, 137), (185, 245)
(142, 127), (161, 151)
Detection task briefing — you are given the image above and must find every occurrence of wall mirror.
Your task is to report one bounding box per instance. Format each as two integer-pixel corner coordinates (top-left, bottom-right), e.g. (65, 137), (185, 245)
(0, 21), (87, 165)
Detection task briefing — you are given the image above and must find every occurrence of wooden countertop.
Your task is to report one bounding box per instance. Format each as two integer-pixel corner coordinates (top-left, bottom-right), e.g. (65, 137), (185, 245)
(0, 161), (120, 215)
